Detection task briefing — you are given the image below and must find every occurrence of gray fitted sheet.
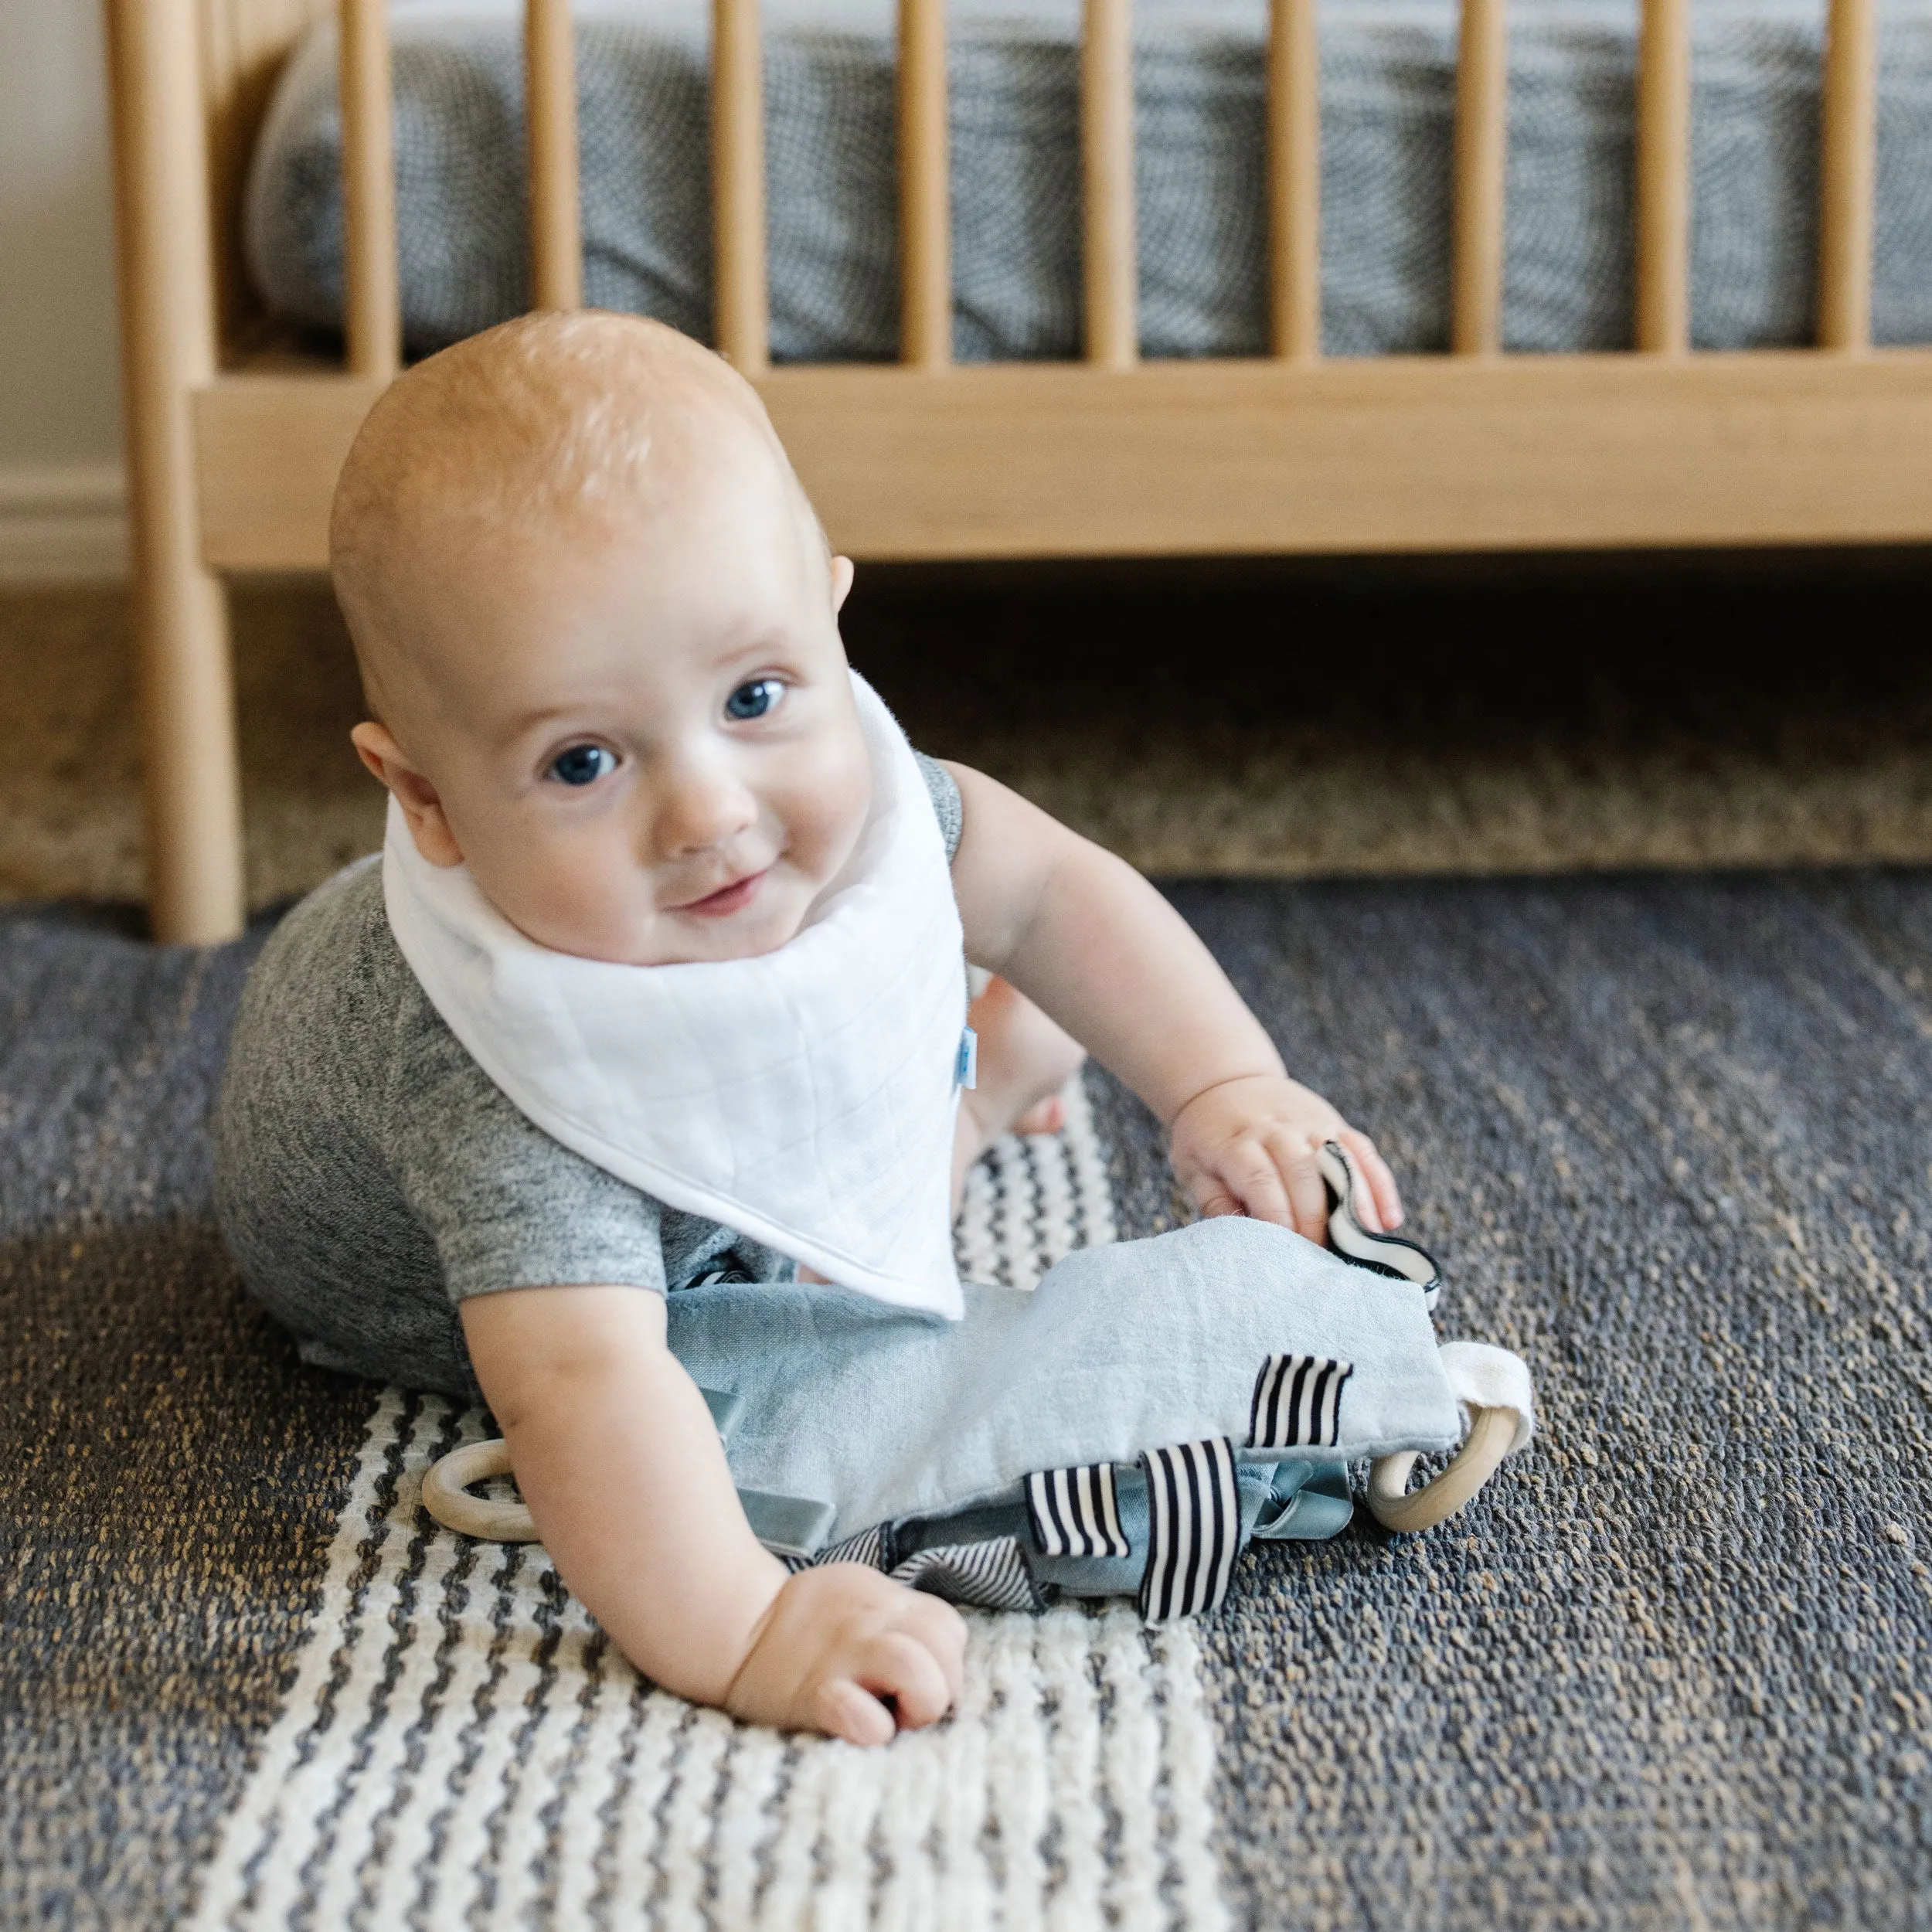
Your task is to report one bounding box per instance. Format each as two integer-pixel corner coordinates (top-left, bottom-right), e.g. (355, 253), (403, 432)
(247, 0), (1932, 360)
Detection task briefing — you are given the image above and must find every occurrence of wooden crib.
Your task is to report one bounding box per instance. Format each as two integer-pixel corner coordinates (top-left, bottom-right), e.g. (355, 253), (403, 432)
(108, 0), (1932, 942)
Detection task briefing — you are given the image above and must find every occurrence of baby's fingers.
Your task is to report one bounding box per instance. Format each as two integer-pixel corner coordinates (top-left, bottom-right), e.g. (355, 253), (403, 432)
(1214, 1145), (1294, 1231)
(815, 1677), (898, 1747)
(1263, 1130), (1331, 1242)
(853, 1627), (959, 1731)
(1338, 1126), (1403, 1231)
(1191, 1182), (1244, 1220)
(905, 1593), (970, 1707)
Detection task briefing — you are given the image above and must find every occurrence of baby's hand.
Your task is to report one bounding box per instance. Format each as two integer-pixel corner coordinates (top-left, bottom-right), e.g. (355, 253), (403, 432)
(1168, 1073), (1403, 1243)
(723, 1563), (968, 1746)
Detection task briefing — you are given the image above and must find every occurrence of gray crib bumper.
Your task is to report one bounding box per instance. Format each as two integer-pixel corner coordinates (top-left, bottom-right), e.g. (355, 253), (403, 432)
(247, 0), (1932, 362)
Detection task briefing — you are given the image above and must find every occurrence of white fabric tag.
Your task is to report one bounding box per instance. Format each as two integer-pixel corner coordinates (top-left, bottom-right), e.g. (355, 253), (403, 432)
(383, 671), (969, 1318)
(1436, 1341), (1536, 1454)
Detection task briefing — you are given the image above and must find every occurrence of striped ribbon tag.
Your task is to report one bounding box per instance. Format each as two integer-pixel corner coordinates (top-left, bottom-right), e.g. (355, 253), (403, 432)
(1247, 1353), (1353, 1451)
(892, 1539), (1041, 1612)
(1026, 1462), (1131, 1560)
(1138, 1437), (1240, 1624)
(812, 1523), (886, 1571)
(795, 1522), (1042, 1611)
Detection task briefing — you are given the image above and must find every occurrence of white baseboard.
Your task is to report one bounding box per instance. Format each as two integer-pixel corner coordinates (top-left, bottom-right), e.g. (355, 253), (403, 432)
(0, 461), (128, 583)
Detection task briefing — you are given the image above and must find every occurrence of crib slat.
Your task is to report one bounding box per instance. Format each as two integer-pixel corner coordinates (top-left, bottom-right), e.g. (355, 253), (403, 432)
(1268, 0), (1321, 360)
(1818, 0), (1876, 351)
(340, 0), (400, 376)
(714, 0), (770, 371)
(1081, 0), (1138, 367)
(1635, 0), (1690, 353)
(1451, 0), (1509, 355)
(526, 0), (583, 310)
(900, 0), (952, 366)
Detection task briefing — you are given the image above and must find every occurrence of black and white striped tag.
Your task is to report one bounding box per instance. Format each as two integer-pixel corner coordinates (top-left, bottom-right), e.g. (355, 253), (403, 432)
(1320, 1140), (1443, 1310)
(1138, 1437), (1240, 1624)
(1248, 1353), (1354, 1451)
(813, 1523), (886, 1571)
(1026, 1462), (1131, 1560)
(892, 1538), (1041, 1613)
(798, 1525), (1041, 1612)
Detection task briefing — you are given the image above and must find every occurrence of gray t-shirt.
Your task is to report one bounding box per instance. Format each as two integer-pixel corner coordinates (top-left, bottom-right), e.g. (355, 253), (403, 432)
(214, 753), (964, 1399)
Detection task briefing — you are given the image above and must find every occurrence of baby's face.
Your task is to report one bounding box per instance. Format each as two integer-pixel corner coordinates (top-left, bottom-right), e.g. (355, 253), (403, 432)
(367, 452), (872, 966)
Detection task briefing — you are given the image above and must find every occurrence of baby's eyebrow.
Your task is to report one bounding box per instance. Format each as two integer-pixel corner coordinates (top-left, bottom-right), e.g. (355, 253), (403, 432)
(497, 703), (592, 750)
(709, 630), (811, 673)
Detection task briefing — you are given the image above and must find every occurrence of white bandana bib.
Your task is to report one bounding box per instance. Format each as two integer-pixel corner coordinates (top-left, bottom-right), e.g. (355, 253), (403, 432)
(383, 672), (968, 1319)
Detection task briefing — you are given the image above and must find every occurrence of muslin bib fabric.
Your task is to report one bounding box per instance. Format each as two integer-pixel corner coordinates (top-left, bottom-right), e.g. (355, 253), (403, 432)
(383, 671), (969, 1318)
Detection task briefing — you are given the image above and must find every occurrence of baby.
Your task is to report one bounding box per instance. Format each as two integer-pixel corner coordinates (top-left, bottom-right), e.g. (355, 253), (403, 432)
(216, 311), (1402, 1747)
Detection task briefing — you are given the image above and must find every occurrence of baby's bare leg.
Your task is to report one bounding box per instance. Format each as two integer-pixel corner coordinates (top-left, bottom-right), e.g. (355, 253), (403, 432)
(952, 976), (1088, 1213)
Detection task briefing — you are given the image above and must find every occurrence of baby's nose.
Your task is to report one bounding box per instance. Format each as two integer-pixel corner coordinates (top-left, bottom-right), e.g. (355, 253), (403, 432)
(655, 762), (759, 856)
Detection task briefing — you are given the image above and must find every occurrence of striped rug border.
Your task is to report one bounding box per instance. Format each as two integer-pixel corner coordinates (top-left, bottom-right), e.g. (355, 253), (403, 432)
(188, 1079), (1228, 1930)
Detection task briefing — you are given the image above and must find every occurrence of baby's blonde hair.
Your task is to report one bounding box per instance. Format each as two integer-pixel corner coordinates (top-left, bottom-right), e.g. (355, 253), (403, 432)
(331, 311), (808, 713)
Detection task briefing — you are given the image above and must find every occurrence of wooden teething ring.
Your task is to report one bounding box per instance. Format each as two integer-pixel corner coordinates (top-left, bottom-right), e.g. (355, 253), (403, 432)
(1366, 1404), (1519, 1534)
(421, 1438), (539, 1542)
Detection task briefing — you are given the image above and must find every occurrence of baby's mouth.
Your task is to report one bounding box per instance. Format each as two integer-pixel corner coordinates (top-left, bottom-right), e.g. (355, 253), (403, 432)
(672, 867), (770, 919)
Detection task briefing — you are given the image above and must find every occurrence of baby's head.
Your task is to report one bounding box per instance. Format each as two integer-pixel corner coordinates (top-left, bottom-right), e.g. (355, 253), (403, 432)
(333, 311), (869, 966)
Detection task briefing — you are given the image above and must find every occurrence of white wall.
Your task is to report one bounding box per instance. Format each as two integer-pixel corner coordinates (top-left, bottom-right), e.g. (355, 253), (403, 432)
(0, 0), (128, 578)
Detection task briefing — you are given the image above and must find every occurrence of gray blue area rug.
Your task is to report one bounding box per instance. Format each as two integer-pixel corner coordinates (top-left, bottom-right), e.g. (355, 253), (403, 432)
(2, 873), (1929, 1928)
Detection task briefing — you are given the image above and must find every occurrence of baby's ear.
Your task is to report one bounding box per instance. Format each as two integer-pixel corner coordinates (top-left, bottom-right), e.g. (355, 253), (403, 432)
(349, 722), (466, 867)
(830, 554), (855, 614)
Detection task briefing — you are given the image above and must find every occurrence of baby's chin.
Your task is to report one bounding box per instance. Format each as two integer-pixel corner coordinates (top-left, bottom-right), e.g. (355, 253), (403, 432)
(634, 910), (811, 967)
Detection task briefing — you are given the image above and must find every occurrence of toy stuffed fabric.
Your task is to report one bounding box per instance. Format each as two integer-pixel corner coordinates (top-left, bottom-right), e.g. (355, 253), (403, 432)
(427, 1146), (1536, 1624)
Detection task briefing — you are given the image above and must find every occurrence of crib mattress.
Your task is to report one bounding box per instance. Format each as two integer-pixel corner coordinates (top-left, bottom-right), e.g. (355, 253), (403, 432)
(247, 0), (1932, 361)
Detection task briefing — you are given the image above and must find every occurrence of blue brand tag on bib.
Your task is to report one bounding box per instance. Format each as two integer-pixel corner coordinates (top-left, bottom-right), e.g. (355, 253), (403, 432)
(956, 1026), (978, 1089)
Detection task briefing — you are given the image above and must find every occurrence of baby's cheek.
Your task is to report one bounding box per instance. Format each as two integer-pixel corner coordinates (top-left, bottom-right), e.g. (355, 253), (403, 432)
(479, 822), (651, 959)
(777, 756), (872, 883)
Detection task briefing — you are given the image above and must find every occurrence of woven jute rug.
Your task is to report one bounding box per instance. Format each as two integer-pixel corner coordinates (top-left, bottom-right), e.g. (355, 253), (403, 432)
(0, 906), (1226, 1930)
(5, 867), (1932, 1928)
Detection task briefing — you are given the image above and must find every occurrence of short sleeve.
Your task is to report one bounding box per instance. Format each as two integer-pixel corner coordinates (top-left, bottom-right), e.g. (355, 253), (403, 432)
(913, 750), (964, 861)
(385, 997), (671, 1304)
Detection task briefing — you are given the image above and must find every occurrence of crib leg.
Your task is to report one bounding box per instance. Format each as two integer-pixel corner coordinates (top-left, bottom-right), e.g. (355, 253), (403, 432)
(106, 0), (247, 944)
(134, 562), (245, 947)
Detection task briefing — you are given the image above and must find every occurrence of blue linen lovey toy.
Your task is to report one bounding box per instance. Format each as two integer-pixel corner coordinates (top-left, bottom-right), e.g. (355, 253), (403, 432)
(424, 1145), (1535, 1624)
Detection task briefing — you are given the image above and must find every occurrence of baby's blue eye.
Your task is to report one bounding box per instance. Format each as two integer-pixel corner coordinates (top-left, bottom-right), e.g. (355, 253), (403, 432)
(726, 678), (784, 722)
(549, 743), (615, 787)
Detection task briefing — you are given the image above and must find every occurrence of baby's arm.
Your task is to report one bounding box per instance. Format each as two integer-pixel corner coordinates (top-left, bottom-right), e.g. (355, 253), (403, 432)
(461, 1284), (966, 1743)
(944, 762), (1403, 1240)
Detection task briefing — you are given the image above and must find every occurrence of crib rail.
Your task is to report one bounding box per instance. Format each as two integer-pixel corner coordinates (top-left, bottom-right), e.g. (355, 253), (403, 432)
(187, 0), (1927, 573)
(1082, 0), (1138, 367)
(900, 0), (952, 367)
(527, 0), (586, 311)
(338, 0), (399, 376)
(1269, 0), (1321, 361)
(327, 0), (1882, 375)
(713, 0), (769, 368)
(1821, 0), (1878, 350)
(1635, 0), (1689, 353)
(1451, 0), (1508, 354)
